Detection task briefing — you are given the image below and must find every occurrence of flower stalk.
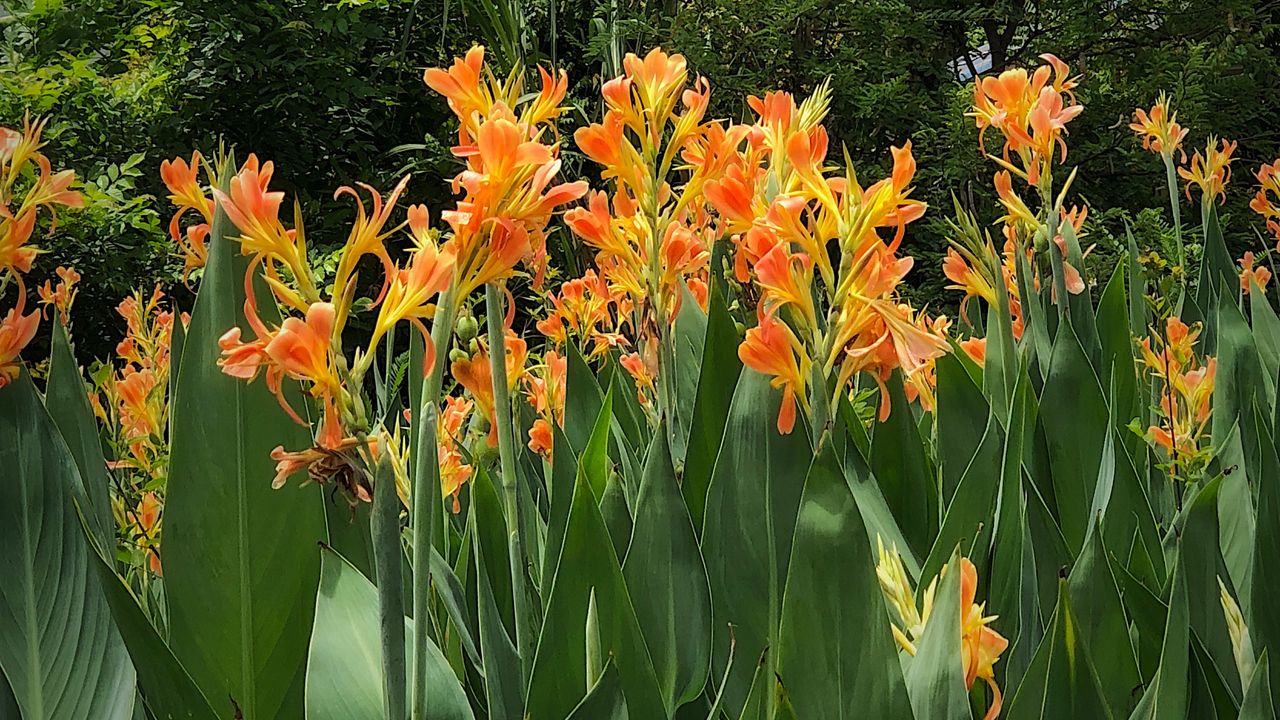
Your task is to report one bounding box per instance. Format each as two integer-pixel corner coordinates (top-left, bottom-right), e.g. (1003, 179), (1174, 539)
(485, 280), (535, 679)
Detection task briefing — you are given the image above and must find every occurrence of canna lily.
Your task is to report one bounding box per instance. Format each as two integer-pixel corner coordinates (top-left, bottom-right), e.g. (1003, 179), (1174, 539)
(452, 331), (528, 446)
(1130, 93), (1189, 160)
(877, 540), (1008, 720)
(438, 396), (475, 511)
(1179, 137), (1236, 205)
(1239, 252), (1271, 295)
(738, 308), (809, 434)
(522, 349), (566, 457)
(160, 151), (215, 278)
(37, 265), (79, 324)
(0, 294), (38, 387)
(1252, 159), (1280, 249)
(969, 54), (1082, 183)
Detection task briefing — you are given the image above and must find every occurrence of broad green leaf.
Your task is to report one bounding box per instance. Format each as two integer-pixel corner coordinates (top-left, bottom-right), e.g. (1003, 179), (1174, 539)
(540, 423), (579, 585)
(1250, 280), (1280, 386)
(1006, 580), (1112, 720)
(1126, 228), (1148, 341)
(922, 410), (1002, 583)
(1251, 404), (1280, 706)
(1181, 476), (1244, 698)
(471, 511), (522, 720)
(838, 398), (920, 581)
(1040, 320), (1108, 553)
(1128, 555), (1189, 720)
(601, 470), (633, 560)
(988, 370), (1039, 690)
(870, 371), (937, 559)
(777, 445), (914, 719)
(472, 466), (514, 638)
(1196, 206), (1236, 323)
(564, 342), (606, 454)
(1067, 522), (1141, 716)
(164, 178), (325, 719)
(0, 372), (135, 720)
(1099, 429), (1166, 588)
(936, 352), (990, 505)
(91, 546), (219, 720)
(681, 280), (743, 529)
(1096, 263), (1143, 461)
(623, 429), (712, 708)
(566, 663), (629, 720)
(304, 548), (472, 720)
(702, 370), (812, 717)
(671, 281), (709, 461)
(903, 548), (968, 720)
(526, 440), (666, 720)
(1215, 293), (1275, 436)
(1239, 652), (1275, 720)
(44, 319), (113, 544)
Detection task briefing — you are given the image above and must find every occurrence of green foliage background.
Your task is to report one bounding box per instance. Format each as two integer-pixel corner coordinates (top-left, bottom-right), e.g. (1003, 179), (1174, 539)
(3, 0), (1279, 359)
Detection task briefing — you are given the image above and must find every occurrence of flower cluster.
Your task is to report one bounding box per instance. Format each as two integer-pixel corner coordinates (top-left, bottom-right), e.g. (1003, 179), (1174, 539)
(1179, 137), (1236, 206)
(160, 151), (216, 281)
(969, 54), (1082, 186)
(1137, 317), (1216, 481)
(0, 115), (83, 385)
(1130, 93), (1189, 161)
(1252, 158), (1280, 249)
(1239, 252), (1271, 295)
(877, 540), (1008, 720)
(718, 85), (948, 431)
(89, 286), (186, 576)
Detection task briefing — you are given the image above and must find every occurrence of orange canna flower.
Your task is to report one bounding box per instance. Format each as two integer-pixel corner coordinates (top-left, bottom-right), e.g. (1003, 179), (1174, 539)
(438, 396), (475, 511)
(37, 265), (80, 324)
(1239, 252), (1271, 295)
(0, 294), (38, 387)
(738, 308), (809, 434)
(1179, 137), (1236, 205)
(960, 337), (987, 365)
(969, 54), (1082, 183)
(1252, 159), (1280, 249)
(160, 151), (215, 278)
(1130, 93), (1189, 160)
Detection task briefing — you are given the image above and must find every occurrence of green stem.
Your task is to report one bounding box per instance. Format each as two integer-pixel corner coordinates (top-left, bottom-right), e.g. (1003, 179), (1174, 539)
(372, 435), (406, 720)
(1163, 154), (1185, 271)
(485, 282), (534, 681)
(409, 287), (457, 720)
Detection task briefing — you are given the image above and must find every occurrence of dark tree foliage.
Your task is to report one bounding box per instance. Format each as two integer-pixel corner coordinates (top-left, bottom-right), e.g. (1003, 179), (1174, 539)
(3, 0), (1279, 360)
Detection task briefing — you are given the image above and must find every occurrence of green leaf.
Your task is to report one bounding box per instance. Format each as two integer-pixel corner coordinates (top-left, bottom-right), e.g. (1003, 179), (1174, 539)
(838, 398), (920, 581)
(1254, 402), (1280, 707)
(600, 470), (633, 561)
(163, 175), (325, 719)
(1067, 522), (1141, 716)
(671, 281), (709, 461)
(1128, 553), (1189, 720)
(777, 444), (914, 718)
(1180, 476), (1244, 698)
(936, 352), (990, 505)
(1006, 580), (1113, 720)
(1214, 295), (1275, 446)
(1040, 320), (1108, 554)
(44, 319), (113, 544)
(540, 422), (579, 585)
(623, 428), (712, 708)
(870, 371), (937, 559)
(564, 342), (606, 455)
(701, 370), (812, 717)
(681, 280), (743, 529)
(526, 436), (666, 720)
(471, 510), (522, 720)
(566, 662), (629, 720)
(0, 372), (136, 720)
(91, 546), (219, 720)
(903, 548), (968, 720)
(922, 409), (1002, 583)
(1239, 652), (1275, 720)
(305, 547), (472, 720)
(1250, 280), (1280, 387)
